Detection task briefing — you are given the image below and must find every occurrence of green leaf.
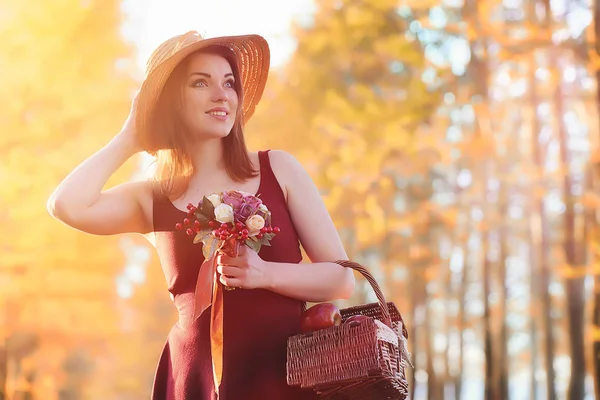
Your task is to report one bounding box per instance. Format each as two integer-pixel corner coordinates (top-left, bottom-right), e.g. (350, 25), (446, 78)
(195, 212), (210, 227)
(199, 196), (216, 220)
(202, 236), (221, 259)
(193, 229), (212, 245)
(245, 238), (262, 254)
(262, 232), (275, 241)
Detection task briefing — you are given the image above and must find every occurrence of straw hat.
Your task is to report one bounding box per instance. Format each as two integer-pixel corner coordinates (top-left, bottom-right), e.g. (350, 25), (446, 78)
(135, 31), (270, 153)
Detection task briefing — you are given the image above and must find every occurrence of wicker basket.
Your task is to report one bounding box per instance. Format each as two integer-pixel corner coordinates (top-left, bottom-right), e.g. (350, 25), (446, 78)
(286, 260), (410, 400)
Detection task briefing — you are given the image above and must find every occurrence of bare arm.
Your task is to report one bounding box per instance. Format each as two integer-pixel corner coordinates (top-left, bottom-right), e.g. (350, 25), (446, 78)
(263, 150), (355, 301)
(47, 95), (153, 235)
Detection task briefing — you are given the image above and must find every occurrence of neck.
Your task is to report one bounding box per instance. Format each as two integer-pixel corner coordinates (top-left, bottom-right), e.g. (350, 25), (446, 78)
(190, 138), (225, 174)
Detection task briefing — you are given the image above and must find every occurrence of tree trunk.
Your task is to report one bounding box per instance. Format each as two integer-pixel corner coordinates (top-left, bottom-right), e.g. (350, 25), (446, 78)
(530, 59), (557, 400)
(483, 228), (496, 399)
(453, 180), (468, 400)
(409, 262), (419, 400)
(593, 0), (600, 395)
(552, 49), (587, 400)
(497, 184), (510, 400)
(0, 344), (6, 400)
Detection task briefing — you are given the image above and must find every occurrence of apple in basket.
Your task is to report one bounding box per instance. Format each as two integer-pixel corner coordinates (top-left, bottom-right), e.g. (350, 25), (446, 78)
(299, 303), (342, 333)
(344, 315), (372, 326)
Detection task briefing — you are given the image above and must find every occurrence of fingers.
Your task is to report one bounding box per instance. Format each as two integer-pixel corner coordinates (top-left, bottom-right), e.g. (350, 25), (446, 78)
(216, 264), (239, 277)
(219, 274), (243, 288)
(216, 253), (244, 267)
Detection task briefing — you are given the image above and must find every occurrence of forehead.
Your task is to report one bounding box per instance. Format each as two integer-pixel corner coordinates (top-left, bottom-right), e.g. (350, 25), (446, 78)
(185, 52), (233, 75)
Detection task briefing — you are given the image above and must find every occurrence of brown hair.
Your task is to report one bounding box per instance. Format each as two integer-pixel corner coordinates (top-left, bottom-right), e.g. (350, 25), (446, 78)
(148, 46), (258, 199)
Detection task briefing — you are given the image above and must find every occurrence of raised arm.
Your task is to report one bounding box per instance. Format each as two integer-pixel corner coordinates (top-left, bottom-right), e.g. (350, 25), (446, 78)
(47, 95), (153, 235)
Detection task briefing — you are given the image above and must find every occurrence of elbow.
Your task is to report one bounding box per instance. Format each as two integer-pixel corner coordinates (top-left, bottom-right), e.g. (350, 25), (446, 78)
(338, 268), (356, 300)
(47, 194), (72, 223)
(46, 193), (61, 219)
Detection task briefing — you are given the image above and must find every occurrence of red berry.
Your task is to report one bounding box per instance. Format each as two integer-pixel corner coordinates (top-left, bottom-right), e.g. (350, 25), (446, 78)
(273, 227), (280, 233)
(209, 221), (217, 228)
(236, 222), (244, 230)
(212, 230), (219, 237)
(266, 226), (273, 233)
(194, 220), (201, 227)
(186, 228), (194, 236)
(183, 218), (191, 226)
(257, 233), (264, 239)
(221, 223), (229, 229)
(241, 228), (249, 235)
(175, 223), (183, 230)
(260, 227), (267, 233)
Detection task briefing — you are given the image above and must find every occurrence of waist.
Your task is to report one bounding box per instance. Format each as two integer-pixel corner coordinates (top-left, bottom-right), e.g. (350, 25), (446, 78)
(172, 290), (304, 327)
(172, 292), (196, 326)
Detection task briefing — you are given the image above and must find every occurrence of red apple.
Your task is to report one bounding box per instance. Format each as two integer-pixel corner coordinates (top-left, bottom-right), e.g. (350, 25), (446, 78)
(300, 303), (342, 333)
(344, 315), (372, 326)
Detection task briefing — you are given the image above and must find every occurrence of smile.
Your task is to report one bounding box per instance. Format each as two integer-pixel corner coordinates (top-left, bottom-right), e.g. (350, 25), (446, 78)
(207, 111), (227, 116)
(206, 109), (229, 121)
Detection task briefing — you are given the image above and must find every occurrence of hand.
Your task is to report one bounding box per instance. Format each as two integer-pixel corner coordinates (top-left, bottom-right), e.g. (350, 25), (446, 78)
(216, 245), (270, 290)
(113, 90), (142, 153)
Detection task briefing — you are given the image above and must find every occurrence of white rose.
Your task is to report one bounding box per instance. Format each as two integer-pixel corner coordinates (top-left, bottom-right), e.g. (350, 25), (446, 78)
(258, 204), (268, 212)
(207, 193), (222, 207)
(214, 203), (234, 224)
(245, 214), (265, 235)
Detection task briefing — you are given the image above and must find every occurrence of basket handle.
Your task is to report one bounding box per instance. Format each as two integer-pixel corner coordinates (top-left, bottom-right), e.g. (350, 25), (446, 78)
(334, 260), (393, 329)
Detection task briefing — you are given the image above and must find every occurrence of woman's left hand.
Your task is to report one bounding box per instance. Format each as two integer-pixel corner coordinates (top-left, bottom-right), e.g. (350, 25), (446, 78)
(216, 245), (270, 289)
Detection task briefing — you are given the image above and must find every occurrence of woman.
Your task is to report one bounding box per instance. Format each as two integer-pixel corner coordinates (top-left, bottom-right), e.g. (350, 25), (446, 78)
(47, 31), (355, 400)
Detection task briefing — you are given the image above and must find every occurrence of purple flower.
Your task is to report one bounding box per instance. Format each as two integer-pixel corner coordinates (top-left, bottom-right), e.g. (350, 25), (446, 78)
(222, 190), (245, 210)
(234, 203), (257, 223)
(243, 194), (262, 210)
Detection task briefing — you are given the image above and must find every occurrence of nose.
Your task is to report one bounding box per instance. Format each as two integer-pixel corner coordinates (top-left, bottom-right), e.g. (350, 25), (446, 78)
(211, 85), (228, 103)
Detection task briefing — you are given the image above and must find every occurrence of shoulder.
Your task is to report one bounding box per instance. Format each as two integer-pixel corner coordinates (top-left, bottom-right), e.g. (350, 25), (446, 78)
(266, 150), (315, 200)
(267, 150), (305, 174)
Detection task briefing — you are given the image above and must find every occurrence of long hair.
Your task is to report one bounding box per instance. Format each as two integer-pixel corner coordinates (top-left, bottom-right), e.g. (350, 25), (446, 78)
(149, 46), (258, 199)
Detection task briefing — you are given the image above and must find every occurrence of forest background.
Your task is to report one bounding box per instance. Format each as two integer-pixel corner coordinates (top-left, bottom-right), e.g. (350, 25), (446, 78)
(1, 0), (599, 399)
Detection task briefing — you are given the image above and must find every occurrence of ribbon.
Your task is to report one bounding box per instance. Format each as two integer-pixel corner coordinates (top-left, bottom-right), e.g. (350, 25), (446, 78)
(193, 238), (240, 396)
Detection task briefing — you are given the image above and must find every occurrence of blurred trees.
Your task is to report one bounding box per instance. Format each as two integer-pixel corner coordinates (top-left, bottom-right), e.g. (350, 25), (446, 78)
(1, 0), (599, 398)
(0, 0), (141, 398)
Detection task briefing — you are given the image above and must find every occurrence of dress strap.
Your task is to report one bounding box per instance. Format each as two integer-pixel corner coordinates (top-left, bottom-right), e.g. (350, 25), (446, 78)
(257, 150), (286, 202)
(258, 149), (271, 173)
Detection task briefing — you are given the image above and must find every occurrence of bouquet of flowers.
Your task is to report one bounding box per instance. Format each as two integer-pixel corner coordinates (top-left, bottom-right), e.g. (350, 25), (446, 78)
(175, 189), (280, 259)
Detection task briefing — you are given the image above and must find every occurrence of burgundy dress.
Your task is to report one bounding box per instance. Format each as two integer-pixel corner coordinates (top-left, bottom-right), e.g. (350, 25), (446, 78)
(151, 150), (319, 400)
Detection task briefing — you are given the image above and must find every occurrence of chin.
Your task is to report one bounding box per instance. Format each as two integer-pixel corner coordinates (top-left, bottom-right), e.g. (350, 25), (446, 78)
(189, 124), (233, 140)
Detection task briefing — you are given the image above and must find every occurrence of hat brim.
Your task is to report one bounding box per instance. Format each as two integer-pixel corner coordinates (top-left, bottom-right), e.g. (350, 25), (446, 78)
(136, 34), (270, 151)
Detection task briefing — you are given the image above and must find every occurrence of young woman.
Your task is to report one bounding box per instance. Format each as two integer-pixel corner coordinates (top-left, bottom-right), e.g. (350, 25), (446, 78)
(47, 31), (355, 399)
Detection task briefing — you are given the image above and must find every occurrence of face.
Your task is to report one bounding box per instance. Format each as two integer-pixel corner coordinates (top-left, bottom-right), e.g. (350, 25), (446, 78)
(180, 52), (239, 140)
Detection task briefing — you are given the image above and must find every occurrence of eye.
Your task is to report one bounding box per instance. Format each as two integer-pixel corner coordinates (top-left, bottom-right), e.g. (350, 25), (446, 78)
(224, 79), (235, 89)
(192, 79), (207, 87)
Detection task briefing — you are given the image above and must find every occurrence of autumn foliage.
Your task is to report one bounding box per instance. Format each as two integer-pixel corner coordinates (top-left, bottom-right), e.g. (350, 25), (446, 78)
(2, 0), (600, 399)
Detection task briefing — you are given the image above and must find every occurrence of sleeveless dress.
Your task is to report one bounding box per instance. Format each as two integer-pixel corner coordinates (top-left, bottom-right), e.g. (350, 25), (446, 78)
(150, 150), (319, 400)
